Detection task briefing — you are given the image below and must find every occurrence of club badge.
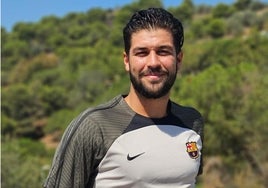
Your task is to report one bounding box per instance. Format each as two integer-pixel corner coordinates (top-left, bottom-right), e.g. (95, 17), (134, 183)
(186, 141), (199, 159)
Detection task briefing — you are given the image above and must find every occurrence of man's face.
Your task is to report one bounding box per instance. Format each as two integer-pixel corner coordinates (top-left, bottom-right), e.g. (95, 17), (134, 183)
(124, 28), (183, 99)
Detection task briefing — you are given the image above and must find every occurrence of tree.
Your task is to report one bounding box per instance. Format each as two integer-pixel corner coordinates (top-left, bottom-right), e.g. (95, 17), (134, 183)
(1, 138), (49, 188)
(168, 0), (195, 22)
(136, 0), (163, 8)
(13, 22), (36, 41)
(172, 61), (267, 185)
(2, 2), (268, 187)
(234, 0), (252, 10)
(86, 8), (108, 24)
(38, 86), (68, 115)
(1, 39), (30, 70)
(1, 84), (39, 120)
(212, 3), (235, 18)
(226, 14), (244, 36)
(189, 19), (207, 39)
(206, 18), (226, 38)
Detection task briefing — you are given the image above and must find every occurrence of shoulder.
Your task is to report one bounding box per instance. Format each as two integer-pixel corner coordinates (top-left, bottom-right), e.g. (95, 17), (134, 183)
(75, 95), (124, 126)
(70, 94), (132, 142)
(170, 101), (204, 137)
(170, 101), (202, 119)
(60, 95), (125, 144)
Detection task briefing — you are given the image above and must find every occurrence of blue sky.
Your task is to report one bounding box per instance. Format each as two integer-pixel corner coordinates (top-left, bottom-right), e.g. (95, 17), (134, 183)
(0, 0), (259, 31)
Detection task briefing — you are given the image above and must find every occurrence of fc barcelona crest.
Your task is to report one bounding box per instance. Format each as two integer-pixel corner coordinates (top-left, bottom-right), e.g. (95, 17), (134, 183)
(186, 142), (199, 159)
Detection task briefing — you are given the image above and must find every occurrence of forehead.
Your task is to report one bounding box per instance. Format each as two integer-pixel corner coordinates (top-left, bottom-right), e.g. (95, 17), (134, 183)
(130, 29), (174, 49)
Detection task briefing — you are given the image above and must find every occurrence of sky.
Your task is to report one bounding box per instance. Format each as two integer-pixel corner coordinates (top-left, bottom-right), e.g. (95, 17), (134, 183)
(1, 0), (263, 32)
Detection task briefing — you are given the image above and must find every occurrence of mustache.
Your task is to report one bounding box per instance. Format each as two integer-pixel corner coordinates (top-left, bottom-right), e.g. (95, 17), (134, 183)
(139, 68), (168, 76)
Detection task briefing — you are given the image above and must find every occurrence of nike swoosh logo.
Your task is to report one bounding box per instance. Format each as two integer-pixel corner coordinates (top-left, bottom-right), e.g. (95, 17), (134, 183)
(127, 152), (145, 161)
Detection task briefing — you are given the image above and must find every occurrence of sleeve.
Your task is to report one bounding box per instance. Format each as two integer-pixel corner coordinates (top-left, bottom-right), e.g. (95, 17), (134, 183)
(43, 114), (105, 188)
(192, 116), (204, 175)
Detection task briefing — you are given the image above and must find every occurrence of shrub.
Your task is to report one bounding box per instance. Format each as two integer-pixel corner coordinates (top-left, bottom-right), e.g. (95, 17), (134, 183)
(206, 18), (226, 38)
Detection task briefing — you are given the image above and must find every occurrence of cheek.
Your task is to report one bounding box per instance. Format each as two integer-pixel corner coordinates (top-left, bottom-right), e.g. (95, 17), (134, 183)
(129, 59), (146, 72)
(162, 59), (177, 71)
(129, 65), (139, 74)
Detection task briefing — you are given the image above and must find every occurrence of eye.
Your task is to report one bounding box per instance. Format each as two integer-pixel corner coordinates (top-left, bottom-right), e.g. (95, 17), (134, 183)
(135, 51), (148, 57)
(157, 50), (172, 56)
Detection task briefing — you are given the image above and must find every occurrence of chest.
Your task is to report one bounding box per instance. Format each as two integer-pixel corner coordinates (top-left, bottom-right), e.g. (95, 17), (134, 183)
(95, 125), (202, 187)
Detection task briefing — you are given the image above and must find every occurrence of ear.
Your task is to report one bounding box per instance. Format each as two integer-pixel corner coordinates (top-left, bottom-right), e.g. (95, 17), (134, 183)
(176, 51), (183, 70)
(123, 52), (130, 72)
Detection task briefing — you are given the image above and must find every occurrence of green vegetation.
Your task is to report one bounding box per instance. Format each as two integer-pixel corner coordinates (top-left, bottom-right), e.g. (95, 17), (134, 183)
(1, 0), (268, 187)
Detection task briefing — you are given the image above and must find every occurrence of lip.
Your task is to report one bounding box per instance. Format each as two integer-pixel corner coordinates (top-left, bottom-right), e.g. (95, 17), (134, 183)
(143, 72), (165, 77)
(146, 74), (161, 78)
(144, 73), (165, 81)
(141, 70), (167, 81)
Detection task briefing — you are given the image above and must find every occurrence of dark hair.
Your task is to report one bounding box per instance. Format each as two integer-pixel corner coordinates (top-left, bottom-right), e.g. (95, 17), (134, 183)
(123, 8), (184, 55)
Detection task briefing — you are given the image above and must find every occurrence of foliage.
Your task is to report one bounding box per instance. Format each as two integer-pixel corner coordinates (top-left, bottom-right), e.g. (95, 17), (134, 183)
(212, 3), (235, 18)
(206, 18), (226, 38)
(234, 0), (253, 10)
(168, 0), (195, 22)
(1, 0), (268, 187)
(1, 138), (52, 188)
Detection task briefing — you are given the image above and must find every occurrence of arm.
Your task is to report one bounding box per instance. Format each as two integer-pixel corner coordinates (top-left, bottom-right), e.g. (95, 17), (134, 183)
(43, 115), (104, 188)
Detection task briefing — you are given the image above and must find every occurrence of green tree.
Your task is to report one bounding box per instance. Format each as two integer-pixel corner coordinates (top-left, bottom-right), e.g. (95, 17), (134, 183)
(38, 86), (68, 115)
(13, 22), (36, 41)
(206, 18), (226, 38)
(1, 84), (39, 120)
(136, 0), (163, 8)
(169, 0), (194, 22)
(189, 19), (206, 39)
(1, 39), (30, 70)
(1, 138), (49, 188)
(2, 2), (268, 187)
(85, 8), (108, 24)
(173, 61), (267, 185)
(234, 0), (252, 10)
(8, 53), (59, 84)
(212, 3), (235, 18)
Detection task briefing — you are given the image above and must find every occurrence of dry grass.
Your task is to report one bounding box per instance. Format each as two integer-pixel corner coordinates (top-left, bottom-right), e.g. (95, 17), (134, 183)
(201, 157), (267, 188)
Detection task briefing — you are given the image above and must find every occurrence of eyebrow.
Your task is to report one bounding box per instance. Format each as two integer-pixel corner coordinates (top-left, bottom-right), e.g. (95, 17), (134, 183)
(132, 47), (147, 52)
(132, 45), (174, 52)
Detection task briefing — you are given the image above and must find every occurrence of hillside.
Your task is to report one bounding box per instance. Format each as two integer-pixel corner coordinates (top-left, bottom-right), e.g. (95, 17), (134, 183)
(1, 0), (268, 187)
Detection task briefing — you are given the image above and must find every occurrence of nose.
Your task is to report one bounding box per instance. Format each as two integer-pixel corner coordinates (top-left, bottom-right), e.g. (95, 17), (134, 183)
(147, 51), (160, 68)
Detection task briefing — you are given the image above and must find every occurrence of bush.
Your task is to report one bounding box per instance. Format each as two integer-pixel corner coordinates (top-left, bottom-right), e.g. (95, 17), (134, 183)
(1, 138), (49, 188)
(45, 109), (79, 135)
(212, 3), (235, 18)
(206, 18), (226, 38)
(241, 10), (259, 27)
(227, 14), (244, 36)
(38, 86), (68, 115)
(1, 84), (39, 120)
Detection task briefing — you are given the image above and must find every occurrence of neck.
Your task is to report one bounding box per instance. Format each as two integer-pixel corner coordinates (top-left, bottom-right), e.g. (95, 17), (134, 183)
(125, 88), (170, 118)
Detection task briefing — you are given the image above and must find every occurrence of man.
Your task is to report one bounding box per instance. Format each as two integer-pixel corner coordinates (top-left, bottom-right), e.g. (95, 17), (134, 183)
(44, 8), (204, 188)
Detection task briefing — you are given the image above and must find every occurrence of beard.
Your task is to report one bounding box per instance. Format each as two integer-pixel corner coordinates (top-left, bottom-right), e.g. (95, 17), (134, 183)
(129, 66), (177, 99)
